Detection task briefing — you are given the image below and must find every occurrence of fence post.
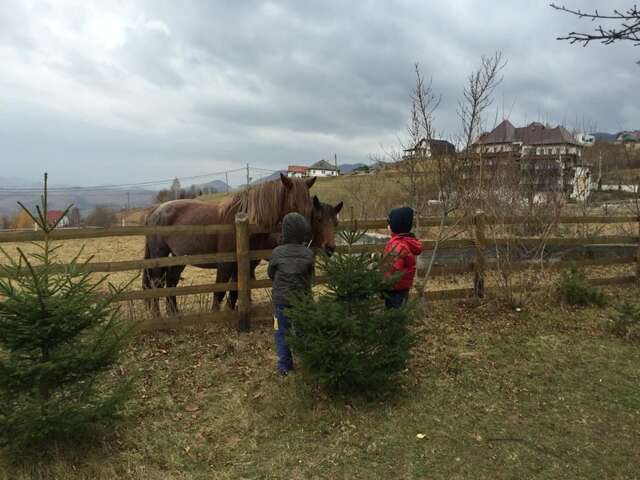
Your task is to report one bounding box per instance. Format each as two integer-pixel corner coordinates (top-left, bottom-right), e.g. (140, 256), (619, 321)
(473, 210), (486, 298)
(235, 212), (251, 331)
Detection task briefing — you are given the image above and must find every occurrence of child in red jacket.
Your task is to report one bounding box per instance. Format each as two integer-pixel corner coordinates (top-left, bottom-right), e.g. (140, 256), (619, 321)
(383, 207), (423, 309)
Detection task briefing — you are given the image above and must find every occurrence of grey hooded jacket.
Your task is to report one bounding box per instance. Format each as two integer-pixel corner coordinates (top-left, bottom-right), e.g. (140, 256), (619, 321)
(267, 213), (315, 305)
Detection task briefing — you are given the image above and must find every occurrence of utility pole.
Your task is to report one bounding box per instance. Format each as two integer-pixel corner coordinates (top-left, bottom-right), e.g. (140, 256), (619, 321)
(225, 171), (230, 192)
(246, 163), (251, 187)
(124, 191), (130, 227)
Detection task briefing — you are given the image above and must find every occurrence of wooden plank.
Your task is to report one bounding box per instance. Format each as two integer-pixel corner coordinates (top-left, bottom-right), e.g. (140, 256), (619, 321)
(0, 251), (237, 278)
(337, 215), (638, 231)
(235, 213), (251, 331)
(589, 275), (636, 286)
(0, 223), (236, 243)
(1, 215), (634, 244)
(487, 235), (638, 248)
(120, 282), (236, 301)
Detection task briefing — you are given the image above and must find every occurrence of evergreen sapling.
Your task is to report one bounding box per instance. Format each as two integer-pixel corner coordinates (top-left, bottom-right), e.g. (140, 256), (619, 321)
(286, 228), (415, 394)
(0, 174), (132, 451)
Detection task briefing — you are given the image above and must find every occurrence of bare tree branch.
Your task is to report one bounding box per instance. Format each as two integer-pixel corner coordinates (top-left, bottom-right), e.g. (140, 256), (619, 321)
(457, 52), (506, 151)
(551, 3), (640, 47)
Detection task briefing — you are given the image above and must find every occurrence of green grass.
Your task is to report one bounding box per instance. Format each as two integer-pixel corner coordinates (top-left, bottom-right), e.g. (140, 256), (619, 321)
(3, 288), (640, 479)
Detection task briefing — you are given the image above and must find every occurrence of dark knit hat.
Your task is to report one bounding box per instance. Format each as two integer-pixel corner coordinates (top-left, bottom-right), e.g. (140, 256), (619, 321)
(282, 212), (311, 244)
(388, 207), (414, 234)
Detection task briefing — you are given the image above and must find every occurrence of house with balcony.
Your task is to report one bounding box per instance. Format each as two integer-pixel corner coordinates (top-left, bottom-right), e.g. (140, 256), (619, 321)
(468, 120), (591, 201)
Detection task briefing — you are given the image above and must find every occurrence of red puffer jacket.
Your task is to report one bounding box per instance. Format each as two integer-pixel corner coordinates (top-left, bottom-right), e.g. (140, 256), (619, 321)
(383, 234), (424, 291)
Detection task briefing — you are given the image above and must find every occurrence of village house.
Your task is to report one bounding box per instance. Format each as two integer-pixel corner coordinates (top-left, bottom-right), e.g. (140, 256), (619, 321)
(33, 210), (69, 230)
(286, 165), (309, 178)
(470, 120), (591, 201)
(287, 159), (340, 178)
(616, 131), (640, 150)
(403, 137), (456, 159)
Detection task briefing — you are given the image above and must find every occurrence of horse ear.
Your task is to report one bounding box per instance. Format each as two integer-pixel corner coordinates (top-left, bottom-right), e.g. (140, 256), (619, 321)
(280, 173), (293, 189)
(313, 195), (321, 209)
(305, 177), (317, 189)
(334, 201), (343, 214)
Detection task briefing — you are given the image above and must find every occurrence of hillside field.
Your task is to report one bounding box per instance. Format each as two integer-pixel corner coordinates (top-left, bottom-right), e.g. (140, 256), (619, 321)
(1, 287), (639, 479)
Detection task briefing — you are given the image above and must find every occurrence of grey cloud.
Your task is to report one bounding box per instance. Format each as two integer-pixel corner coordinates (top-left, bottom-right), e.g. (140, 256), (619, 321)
(0, 0), (638, 185)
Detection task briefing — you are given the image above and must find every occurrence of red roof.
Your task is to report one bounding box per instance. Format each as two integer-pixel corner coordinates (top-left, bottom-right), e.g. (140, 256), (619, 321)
(287, 165), (309, 174)
(46, 210), (65, 224)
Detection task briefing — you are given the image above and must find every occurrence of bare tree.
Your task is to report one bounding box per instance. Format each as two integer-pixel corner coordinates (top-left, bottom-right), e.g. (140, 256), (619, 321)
(393, 64), (442, 212)
(458, 52), (506, 152)
(551, 4), (640, 49)
(86, 205), (117, 228)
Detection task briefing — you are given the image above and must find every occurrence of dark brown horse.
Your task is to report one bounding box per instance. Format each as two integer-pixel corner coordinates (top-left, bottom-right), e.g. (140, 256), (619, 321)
(213, 195), (343, 310)
(143, 174), (317, 314)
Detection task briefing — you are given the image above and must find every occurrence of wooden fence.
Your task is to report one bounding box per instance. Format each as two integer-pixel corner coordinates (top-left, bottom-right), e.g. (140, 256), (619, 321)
(0, 213), (638, 332)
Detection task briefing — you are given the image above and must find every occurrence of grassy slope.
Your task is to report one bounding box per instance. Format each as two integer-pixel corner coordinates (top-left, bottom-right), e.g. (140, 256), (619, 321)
(3, 287), (640, 479)
(199, 173), (409, 219)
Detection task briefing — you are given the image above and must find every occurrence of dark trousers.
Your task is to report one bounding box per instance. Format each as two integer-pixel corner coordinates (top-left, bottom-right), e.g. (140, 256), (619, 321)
(274, 304), (294, 373)
(385, 289), (409, 309)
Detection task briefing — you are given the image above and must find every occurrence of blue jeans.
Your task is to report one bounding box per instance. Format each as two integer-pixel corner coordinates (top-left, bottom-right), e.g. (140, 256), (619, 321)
(385, 290), (409, 309)
(274, 304), (294, 373)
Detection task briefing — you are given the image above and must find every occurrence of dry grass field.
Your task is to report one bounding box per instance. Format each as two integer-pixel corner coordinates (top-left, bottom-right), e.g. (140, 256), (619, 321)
(1, 285), (639, 479)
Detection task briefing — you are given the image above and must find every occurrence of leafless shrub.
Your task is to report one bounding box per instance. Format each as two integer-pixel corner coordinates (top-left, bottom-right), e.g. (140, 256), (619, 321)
(86, 205), (117, 228)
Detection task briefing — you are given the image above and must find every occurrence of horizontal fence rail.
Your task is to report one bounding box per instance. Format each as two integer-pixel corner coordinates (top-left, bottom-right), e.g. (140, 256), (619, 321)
(1, 212), (639, 331)
(1, 215), (638, 244)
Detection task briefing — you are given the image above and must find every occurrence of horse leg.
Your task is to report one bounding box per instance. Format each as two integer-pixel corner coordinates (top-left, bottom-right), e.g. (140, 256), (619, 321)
(165, 265), (185, 315)
(143, 236), (171, 316)
(228, 260), (259, 310)
(212, 263), (231, 310)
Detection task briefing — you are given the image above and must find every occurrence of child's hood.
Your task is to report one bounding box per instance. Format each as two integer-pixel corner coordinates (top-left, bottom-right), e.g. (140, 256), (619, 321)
(281, 212), (311, 245)
(392, 234), (423, 255)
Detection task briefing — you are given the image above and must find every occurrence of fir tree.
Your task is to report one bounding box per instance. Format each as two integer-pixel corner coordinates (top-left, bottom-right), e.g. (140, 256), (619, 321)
(0, 174), (132, 451)
(287, 228), (415, 394)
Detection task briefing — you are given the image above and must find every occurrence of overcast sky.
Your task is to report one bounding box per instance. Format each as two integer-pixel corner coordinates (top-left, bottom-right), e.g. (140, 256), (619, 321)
(0, 0), (638, 187)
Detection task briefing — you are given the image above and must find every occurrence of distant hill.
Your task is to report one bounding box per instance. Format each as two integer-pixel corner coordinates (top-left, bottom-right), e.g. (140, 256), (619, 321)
(0, 175), (158, 216)
(196, 179), (230, 192)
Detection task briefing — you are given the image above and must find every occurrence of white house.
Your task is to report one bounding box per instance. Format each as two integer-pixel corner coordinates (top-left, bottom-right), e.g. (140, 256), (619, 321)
(308, 159), (339, 177)
(286, 159), (341, 178)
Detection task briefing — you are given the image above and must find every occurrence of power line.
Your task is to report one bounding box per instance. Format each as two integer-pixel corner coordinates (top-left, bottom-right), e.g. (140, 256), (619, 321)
(0, 167), (248, 193)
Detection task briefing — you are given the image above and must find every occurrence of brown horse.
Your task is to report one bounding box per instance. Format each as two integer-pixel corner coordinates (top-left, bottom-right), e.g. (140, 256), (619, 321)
(213, 195), (343, 310)
(143, 174), (317, 314)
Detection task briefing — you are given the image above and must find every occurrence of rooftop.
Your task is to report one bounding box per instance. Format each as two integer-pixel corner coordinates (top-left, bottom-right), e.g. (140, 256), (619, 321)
(477, 120), (579, 146)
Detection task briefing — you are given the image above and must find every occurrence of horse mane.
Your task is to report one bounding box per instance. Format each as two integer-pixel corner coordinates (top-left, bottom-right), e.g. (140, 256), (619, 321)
(219, 177), (312, 229)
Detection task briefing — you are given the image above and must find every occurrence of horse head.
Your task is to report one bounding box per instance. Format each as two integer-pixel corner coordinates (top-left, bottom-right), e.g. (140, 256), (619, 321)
(279, 173), (316, 220)
(311, 195), (343, 256)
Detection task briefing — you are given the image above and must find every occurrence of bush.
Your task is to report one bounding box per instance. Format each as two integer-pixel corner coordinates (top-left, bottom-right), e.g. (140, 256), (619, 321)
(286, 230), (414, 395)
(607, 302), (640, 340)
(0, 188), (132, 452)
(86, 205), (117, 228)
(558, 268), (607, 307)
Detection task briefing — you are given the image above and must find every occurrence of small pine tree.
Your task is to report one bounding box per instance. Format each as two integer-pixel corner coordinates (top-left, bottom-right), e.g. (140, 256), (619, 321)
(607, 302), (640, 340)
(287, 229), (414, 394)
(558, 268), (607, 307)
(0, 174), (132, 451)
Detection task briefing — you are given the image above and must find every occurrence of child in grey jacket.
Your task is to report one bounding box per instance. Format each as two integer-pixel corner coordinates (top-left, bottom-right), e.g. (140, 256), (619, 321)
(267, 212), (315, 375)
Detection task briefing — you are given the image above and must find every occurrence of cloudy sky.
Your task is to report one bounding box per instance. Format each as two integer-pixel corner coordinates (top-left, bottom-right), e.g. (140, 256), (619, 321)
(0, 0), (638, 187)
